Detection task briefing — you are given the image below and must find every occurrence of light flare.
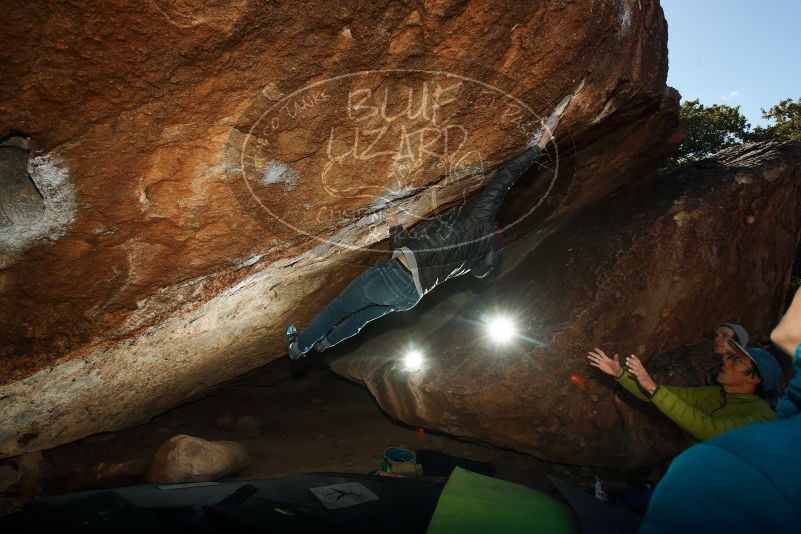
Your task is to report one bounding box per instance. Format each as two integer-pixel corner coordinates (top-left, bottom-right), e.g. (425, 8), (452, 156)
(404, 350), (424, 371)
(487, 315), (517, 343)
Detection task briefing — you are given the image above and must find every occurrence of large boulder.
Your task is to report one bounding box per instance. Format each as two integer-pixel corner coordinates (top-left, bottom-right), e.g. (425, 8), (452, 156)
(148, 434), (249, 484)
(331, 140), (801, 468)
(0, 0), (679, 456)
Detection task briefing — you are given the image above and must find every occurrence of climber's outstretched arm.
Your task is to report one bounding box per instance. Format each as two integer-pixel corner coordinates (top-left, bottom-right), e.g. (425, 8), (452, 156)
(466, 101), (565, 221)
(465, 145), (543, 221)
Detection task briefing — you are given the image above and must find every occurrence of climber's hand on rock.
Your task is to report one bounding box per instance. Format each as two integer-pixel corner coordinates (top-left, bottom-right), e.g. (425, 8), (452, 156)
(587, 348), (623, 378)
(385, 206), (399, 228)
(537, 113), (560, 149)
(625, 354), (657, 395)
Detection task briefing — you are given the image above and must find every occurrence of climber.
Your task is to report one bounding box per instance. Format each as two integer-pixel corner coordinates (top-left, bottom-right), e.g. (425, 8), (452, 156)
(587, 342), (779, 441)
(285, 98), (570, 360)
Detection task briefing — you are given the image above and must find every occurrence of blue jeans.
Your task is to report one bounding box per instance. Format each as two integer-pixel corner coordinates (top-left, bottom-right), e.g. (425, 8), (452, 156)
(297, 258), (422, 353)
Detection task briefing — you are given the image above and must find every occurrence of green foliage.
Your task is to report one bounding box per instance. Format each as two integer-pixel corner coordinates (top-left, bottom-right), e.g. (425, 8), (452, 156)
(660, 97), (801, 175)
(680, 99), (750, 158)
(748, 98), (801, 141)
(659, 99), (750, 175)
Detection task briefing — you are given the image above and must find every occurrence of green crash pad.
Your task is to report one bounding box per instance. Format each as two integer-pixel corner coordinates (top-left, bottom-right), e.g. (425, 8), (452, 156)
(426, 467), (579, 533)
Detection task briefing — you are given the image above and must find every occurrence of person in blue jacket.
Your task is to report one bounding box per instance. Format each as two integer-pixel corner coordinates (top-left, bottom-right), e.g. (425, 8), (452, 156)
(640, 287), (801, 532)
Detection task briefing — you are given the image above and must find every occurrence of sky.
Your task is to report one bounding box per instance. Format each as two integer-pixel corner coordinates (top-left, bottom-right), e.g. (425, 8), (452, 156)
(662, 0), (801, 126)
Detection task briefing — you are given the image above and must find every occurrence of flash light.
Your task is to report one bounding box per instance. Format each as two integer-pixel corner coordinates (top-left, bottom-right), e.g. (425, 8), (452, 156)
(404, 350), (424, 371)
(487, 316), (516, 343)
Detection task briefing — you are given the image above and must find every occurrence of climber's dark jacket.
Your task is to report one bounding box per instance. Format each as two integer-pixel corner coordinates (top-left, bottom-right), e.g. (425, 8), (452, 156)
(390, 146), (542, 296)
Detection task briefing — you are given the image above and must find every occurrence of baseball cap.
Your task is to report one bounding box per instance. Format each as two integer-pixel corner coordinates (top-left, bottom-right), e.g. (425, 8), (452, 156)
(720, 322), (749, 347)
(728, 340), (782, 392)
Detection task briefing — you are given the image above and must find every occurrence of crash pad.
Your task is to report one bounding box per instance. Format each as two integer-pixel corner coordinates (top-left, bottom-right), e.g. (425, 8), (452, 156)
(426, 468), (579, 533)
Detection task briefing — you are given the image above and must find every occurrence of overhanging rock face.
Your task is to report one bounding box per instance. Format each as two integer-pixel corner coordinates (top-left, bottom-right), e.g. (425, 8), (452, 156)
(1, 0), (680, 457)
(331, 141), (801, 468)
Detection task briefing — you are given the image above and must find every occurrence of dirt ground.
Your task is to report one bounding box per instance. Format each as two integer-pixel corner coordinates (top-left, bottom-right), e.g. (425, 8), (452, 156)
(1, 356), (657, 514)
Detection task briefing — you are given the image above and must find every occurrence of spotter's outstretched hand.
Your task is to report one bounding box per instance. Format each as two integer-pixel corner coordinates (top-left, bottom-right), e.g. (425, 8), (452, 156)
(587, 348), (623, 378)
(771, 286), (801, 357)
(625, 354), (658, 395)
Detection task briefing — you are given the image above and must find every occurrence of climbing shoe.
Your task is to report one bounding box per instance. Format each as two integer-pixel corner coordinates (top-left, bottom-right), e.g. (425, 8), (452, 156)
(288, 340), (303, 361)
(286, 325), (303, 360)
